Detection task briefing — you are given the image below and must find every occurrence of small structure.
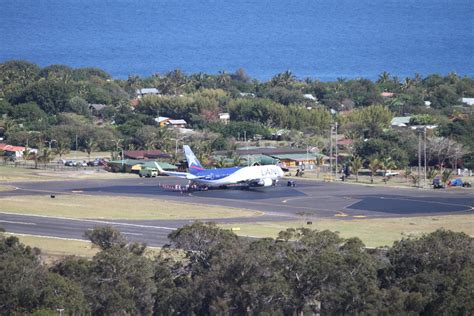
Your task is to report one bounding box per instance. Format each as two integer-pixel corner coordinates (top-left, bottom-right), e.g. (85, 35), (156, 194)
(461, 97), (474, 106)
(303, 94), (317, 101)
(219, 113), (230, 124)
(123, 150), (171, 160)
(267, 153), (327, 168)
(155, 116), (187, 128)
(0, 143), (26, 158)
(381, 92), (395, 98)
(136, 88), (160, 98)
(88, 104), (107, 112)
(391, 116), (411, 128)
(239, 92), (255, 98)
(107, 159), (177, 173)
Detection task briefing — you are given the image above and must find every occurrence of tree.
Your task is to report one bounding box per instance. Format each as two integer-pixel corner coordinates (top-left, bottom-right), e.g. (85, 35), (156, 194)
(441, 169), (453, 186)
(382, 230), (474, 314)
(349, 156), (363, 182)
(82, 227), (156, 315)
(38, 148), (55, 166)
(0, 234), (88, 314)
(83, 138), (97, 161)
(84, 226), (128, 250)
(379, 157), (396, 183)
(368, 157), (380, 183)
(53, 139), (70, 159)
(350, 104), (393, 138)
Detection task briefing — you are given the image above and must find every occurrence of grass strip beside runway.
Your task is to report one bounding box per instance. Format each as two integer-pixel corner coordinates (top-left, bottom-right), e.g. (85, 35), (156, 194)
(0, 195), (261, 220)
(4, 233), (173, 263)
(0, 185), (15, 191)
(219, 214), (474, 248)
(6, 233), (98, 262)
(0, 165), (136, 182)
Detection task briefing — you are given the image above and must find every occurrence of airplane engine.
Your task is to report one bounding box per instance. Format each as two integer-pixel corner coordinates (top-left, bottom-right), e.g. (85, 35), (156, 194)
(257, 178), (273, 187)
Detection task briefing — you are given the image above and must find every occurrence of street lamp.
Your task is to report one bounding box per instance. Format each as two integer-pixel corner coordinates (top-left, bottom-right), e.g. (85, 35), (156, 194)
(171, 137), (185, 154)
(46, 139), (57, 150)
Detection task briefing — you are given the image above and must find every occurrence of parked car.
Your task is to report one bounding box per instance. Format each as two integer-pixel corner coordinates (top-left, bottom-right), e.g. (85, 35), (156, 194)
(65, 160), (77, 166)
(78, 161), (88, 167)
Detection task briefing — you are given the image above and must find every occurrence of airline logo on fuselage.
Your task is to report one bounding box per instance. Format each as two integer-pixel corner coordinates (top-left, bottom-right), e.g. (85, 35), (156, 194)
(260, 166), (280, 177)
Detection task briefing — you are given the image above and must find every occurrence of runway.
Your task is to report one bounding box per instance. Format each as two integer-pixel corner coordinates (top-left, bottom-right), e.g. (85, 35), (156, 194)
(1, 176), (473, 246)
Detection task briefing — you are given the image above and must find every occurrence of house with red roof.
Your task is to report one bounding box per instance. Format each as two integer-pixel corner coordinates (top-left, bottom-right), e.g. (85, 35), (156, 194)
(0, 143), (26, 158)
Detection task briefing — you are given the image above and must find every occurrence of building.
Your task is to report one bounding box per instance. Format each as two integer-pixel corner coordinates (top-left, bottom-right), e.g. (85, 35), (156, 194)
(107, 159), (177, 173)
(391, 116), (411, 128)
(214, 146), (328, 168)
(219, 113), (230, 124)
(461, 98), (474, 106)
(123, 150), (171, 160)
(88, 104), (107, 112)
(381, 92), (395, 98)
(267, 153), (328, 168)
(0, 143), (26, 158)
(136, 88), (160, 98)
(155, 116), (188, 128)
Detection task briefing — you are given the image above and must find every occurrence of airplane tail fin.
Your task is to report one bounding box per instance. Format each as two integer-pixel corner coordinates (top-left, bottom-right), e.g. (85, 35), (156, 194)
(183, 145), (204, 175)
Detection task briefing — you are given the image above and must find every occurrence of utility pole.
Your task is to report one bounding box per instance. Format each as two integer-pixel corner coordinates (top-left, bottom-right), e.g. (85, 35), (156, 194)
(423, 127), (427, 188)
(418, 130), (421, 188)
(335, 122), (338, 177)
(329, 125), (333, 179)
(75, 134), (78, 160)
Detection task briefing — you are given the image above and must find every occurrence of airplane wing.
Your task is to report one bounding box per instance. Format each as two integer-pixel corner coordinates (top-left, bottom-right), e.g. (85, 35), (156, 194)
(161, 171), (199, 180)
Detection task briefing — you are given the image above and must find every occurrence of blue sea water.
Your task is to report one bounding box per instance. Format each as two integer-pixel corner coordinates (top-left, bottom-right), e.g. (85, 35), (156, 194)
(1, 0), (473, 80)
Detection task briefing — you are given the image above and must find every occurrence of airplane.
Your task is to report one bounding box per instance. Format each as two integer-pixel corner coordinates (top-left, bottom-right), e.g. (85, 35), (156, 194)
(159, 145), (284, 188)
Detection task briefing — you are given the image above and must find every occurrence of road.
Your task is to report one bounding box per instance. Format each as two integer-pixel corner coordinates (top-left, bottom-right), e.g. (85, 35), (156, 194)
(0, 176), (473, 246)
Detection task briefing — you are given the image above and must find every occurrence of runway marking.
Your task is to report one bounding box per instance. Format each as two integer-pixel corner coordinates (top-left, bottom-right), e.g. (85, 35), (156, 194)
(0, 211), (175, 231)
(122, 232), (144, 236)
(0, 219), (36, 225)
(370, 196), (473, 210)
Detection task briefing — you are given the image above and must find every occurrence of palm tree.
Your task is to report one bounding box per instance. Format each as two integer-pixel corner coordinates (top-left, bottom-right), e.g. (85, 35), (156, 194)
(22, 148), (38, 168)
(54, 139), (70, 160)
(232, 154), (244, 167)
(215, 156), (227, 168)
(38, 148), (55, 167)
(379, 157), (396, 183)
(441, 169), (453, 187)
(377, 71), (391, 84)
(349, 156), (364, 182)
(84, 138), (97, 162)
(368, 157), (380, 184)
(315, 156), (325, 178)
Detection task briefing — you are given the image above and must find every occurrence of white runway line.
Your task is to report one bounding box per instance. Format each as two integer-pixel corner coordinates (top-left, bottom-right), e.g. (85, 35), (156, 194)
(0, 219), (36, 225)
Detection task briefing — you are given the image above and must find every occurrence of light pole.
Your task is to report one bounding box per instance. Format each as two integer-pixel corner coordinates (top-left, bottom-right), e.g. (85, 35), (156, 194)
(418, 129), (422, 188)
(171, 137), (185, 154)
(334, 122), (338, 177)
(46, 139), (57, 150)
(329, 125), (333, 178)
(423, 127), (427, 188)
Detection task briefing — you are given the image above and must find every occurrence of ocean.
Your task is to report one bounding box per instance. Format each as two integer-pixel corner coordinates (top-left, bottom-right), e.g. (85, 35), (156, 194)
(1, 0), (473, 80)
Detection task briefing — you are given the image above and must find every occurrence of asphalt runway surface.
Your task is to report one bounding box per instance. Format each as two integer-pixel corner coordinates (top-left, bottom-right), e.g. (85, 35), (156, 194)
(1, 176), (473, 246)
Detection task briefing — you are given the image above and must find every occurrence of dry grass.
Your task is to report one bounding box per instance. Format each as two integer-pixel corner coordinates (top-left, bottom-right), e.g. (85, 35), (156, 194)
(0, 194), (261, 220)
(0, 185), (16, 191)
(4, 233), (175, 263)
(219, 214), (474, 247)
(6, 233), (98, 260)
(0, 165), (136, 182)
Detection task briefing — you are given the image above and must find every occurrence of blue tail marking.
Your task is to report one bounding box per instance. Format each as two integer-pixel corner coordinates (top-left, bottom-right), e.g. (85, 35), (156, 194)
(183, 145), (205, 175)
